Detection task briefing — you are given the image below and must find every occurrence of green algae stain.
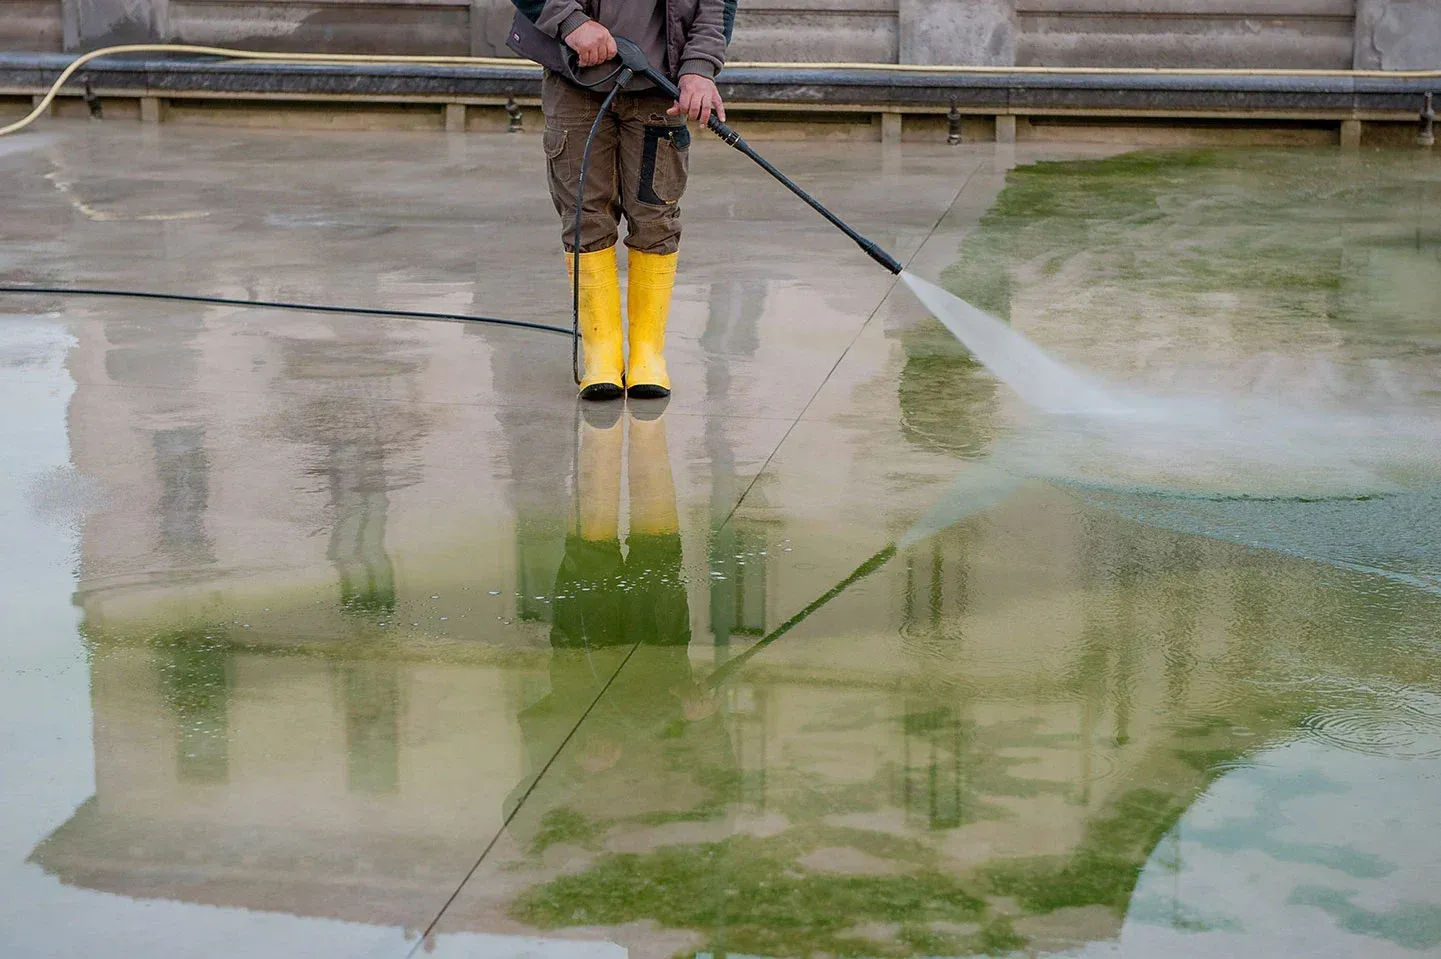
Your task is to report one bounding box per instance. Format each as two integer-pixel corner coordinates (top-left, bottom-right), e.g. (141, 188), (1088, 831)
(984, 787), (1195, 915)
(899, 147), (1441, 461)
(511, 837), (990, 957)
(529, 807), (604, 855)
(156, 627), (234, 784)
(939, 149), (1440, 337)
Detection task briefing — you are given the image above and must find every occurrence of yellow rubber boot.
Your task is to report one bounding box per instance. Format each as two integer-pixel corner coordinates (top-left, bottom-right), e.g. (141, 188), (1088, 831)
(625, 249), (678, 399)
(568, 247), (624, 401)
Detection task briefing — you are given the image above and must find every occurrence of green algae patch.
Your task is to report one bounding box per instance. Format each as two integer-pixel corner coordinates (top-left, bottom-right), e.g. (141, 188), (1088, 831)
(900, 148), (1441, 458)
(511, 836), (989, 957)
(529, 807), (605, 854)
(939, 149), (1440, 338)
(983, 787), (1194, 915)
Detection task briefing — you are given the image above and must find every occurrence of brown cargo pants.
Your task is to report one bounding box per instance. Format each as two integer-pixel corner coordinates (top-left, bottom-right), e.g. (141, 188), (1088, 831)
(542, 71), (691, 255)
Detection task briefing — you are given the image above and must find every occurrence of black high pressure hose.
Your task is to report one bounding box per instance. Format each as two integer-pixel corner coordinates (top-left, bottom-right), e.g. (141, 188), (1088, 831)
(567, 62), (634, 384)
(0, 284), (574, 336)
(0, 61), (630, 386)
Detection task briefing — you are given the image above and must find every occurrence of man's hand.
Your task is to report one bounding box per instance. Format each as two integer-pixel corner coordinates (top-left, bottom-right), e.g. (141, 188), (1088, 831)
(565, 20), (617, 68)
(668, 74), (725, 126)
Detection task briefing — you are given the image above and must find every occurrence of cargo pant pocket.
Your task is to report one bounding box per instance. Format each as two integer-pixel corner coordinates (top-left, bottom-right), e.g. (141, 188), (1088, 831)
(637, 123), (690, 206)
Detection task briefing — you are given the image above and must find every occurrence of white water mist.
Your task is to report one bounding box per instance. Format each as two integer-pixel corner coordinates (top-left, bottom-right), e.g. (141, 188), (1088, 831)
(901, 271), (1131, 417)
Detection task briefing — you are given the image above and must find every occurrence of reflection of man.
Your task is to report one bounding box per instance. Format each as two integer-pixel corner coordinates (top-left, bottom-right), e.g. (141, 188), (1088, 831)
(507, 405), (733, 836)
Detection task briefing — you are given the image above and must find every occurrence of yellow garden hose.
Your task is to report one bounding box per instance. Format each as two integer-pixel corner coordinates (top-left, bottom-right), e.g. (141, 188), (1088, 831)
(0, 43), (534, 137)
(4, 40), (1439, 138)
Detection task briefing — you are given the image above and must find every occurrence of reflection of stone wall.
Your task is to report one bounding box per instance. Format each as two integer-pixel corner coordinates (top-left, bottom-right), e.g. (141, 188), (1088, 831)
(43, 458), (1433, 955)
(33, 640), (529, 927)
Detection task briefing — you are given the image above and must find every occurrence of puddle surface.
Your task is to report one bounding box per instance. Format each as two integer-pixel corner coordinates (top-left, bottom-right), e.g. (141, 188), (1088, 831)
(2, 134), (1440, 958)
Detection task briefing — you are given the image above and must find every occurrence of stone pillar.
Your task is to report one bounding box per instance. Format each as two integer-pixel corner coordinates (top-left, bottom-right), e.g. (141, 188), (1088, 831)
(899, 0), (1015, 66)
(880, 111), (902, 143)
(444, 102), (467, 132)
(62, 0), (169, 51)
(1354, 0), (1441, 70)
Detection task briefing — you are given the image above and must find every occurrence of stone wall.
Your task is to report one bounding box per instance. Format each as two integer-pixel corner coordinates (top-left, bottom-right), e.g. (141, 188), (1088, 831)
(3, 0), (1440, 70)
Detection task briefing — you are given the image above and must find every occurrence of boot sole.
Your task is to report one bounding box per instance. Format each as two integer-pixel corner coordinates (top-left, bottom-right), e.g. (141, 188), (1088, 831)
(580, 383), (625, 402)
(626, 384), (671, 400)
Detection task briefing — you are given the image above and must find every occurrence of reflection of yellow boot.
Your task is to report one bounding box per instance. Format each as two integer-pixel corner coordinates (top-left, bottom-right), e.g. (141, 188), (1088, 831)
(576, 406), (623, 541)
(626, 249), (677, 399)
(628, 407), (678, 536)
(568, 247), (624, 401)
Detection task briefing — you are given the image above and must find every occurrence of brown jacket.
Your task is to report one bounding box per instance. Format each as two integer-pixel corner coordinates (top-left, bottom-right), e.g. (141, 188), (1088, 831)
(508, 0), (733, 82)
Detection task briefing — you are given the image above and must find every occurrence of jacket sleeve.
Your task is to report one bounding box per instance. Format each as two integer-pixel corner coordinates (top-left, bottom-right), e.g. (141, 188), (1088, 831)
(677, 0), (729, 79)
(523, 0), (590, 39)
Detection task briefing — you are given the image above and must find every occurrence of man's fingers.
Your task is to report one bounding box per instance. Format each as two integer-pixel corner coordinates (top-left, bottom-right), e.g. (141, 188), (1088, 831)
(699, 98), (712, 126)
(716, 97), (726, 123)
(602, 36), (617, 61)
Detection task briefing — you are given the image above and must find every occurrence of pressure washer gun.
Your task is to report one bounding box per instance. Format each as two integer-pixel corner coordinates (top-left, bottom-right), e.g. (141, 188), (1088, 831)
(575, 36), (904, 276)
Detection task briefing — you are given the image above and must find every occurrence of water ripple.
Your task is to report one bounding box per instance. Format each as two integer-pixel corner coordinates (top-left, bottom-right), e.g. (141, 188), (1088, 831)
(1300, 697), (1441, 760)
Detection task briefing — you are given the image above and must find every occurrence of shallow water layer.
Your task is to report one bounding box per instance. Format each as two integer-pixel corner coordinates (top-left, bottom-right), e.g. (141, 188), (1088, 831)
(2, 129), (1440, 959)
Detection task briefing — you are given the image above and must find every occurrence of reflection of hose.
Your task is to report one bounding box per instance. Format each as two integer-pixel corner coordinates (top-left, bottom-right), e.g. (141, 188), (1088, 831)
(705, 542), (897, 689)
(8, 41), (1438, 139)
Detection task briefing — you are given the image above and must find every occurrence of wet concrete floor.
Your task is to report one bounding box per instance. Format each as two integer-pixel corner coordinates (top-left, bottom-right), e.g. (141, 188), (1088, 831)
(2, 124), (1440, 958)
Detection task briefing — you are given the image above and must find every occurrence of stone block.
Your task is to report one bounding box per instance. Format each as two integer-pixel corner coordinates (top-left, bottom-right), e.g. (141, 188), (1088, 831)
(1339, 118), (1361, 148)
(470, 0), (523, 58)
(880, 110), (901, 141)
(0, 2), (64, 52)
(63, 0), (168, 50)
(900, 0), (1015, 66)
(444, 101), (466, 132)
(140, 95), (163, 123)
(1017, 2), (1354, 69)
(730, 10), (898, 62)
(1355, 0), (1441, 70)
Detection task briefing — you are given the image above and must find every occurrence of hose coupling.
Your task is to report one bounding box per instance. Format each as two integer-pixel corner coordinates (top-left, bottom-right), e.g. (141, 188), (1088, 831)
(709, 118), (742, 146)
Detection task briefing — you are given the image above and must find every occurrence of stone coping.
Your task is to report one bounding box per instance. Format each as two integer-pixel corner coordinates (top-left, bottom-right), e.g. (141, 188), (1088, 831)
(2, 51), (1435, 115)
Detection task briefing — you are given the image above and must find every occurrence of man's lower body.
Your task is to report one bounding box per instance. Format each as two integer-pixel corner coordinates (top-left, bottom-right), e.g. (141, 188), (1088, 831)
(542, 71), (690, 401)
